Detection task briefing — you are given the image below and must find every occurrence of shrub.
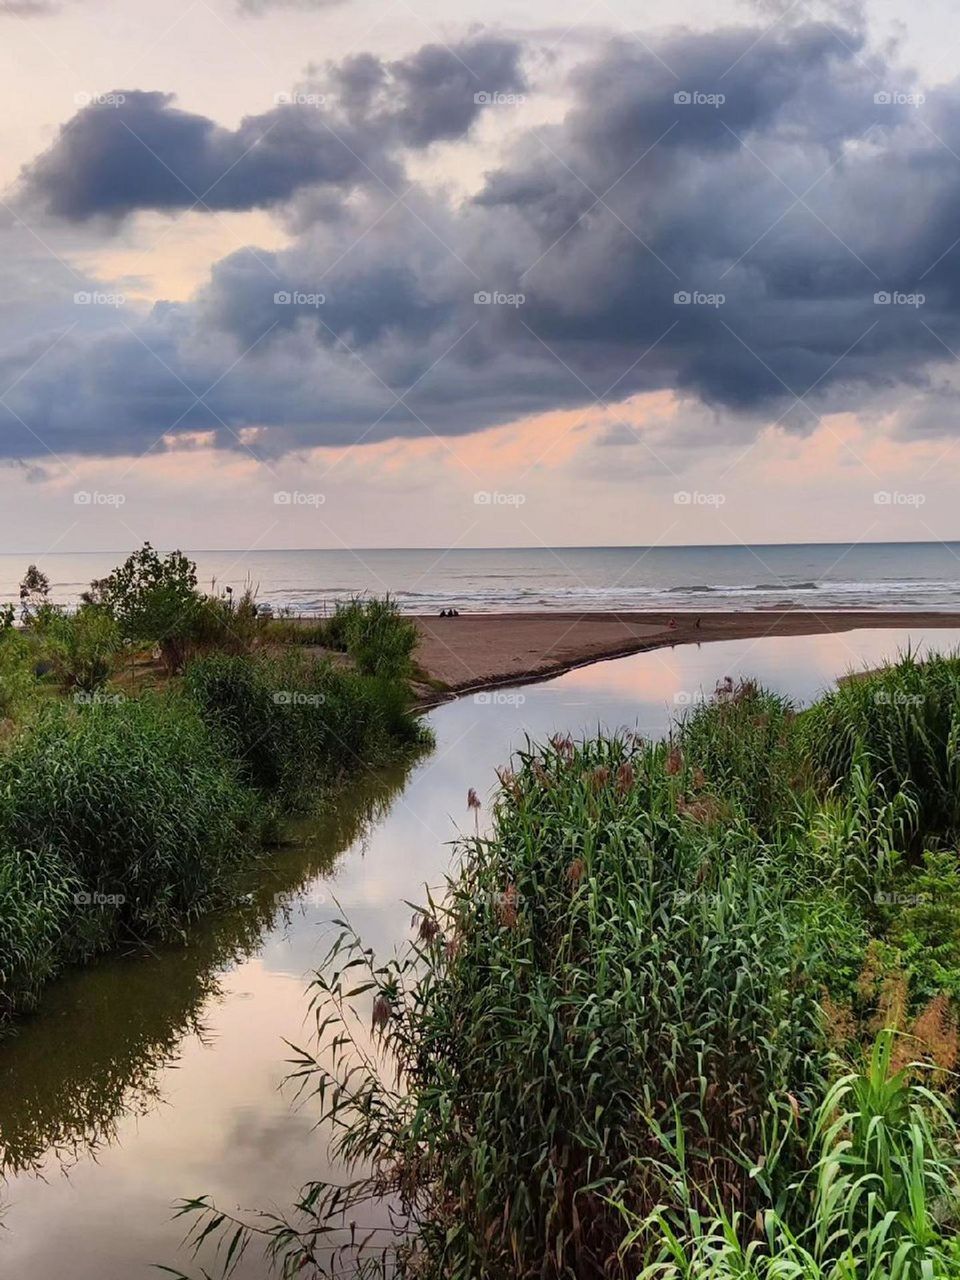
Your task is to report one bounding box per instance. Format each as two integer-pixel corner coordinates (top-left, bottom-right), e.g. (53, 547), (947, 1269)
(0, 630), (40, 724)
(204, 735), (834, 1279)
(325, 595), (418, 680)
(184, 650), (424, 800)
(0, 846), (79, 1021)
(677, 680), (802, 836)
(262, 617), (330, 646)
(39, 604), (122, 692)
(90, 542), (203, 673)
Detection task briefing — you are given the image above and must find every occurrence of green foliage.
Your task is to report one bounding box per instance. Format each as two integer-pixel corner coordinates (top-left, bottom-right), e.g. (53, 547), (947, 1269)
(164, 660), (960, 1280)
(803, 650), (960, 845)
(185, 735), (843, 1279)
(632, 1032), (960, 1280)
(677, 680), (802, 836)
(0, 847), (80, 1021)
(0, 630), (40, 723)
(91, 542), (202, 671)
(189, 588), (264, 656)
(0, 694), (262, 1033)
(0, 602), (14, 632)
(184, 650), (425, 800)
(18, 563), (50, 624)
(39, 604), (122, 692)
(874, 850), (960, 1003)
(325, 596), (418, 680)
(261, 617), (330, 646)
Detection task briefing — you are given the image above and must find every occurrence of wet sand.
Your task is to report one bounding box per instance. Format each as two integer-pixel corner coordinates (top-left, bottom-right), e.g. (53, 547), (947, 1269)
(412, 610), (960, 698)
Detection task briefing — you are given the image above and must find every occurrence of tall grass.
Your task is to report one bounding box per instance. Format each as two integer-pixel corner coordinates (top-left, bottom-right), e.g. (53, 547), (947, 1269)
(631, 1032), (960, 1280)
(803, 650), (960, 844)
(324, 596), (419, 680)
(184, 650), (426, 801)
(173, 727), (858, 1279)
(0, 638), (429, 1033)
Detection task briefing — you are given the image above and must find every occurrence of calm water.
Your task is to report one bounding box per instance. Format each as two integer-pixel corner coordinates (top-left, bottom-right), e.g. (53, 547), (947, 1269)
(2, 626), (960, 1278)
(3, 542), (960, 614)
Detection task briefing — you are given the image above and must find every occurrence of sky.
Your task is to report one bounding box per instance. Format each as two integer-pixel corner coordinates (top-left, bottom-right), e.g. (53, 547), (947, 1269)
(2, 0), (960, 553)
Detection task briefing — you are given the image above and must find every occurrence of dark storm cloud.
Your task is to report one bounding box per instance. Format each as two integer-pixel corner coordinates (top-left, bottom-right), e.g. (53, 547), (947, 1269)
(6, 16), (960, 462)
(17, 36), (527, 221)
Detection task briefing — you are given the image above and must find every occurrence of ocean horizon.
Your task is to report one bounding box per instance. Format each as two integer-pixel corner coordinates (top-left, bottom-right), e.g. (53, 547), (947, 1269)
(4, 540), (960, 615)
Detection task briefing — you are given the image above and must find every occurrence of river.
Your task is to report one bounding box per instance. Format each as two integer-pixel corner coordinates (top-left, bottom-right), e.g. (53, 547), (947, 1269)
(1, 627), (958, 1278)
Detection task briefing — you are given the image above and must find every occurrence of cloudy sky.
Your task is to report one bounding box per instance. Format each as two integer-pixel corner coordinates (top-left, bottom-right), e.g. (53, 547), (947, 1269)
(2, 0), (960, 553)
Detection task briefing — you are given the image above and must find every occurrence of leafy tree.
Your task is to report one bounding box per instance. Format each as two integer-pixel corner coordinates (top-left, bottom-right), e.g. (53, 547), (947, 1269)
(93, 543), (202, 672)
(19, 564), (51, 624)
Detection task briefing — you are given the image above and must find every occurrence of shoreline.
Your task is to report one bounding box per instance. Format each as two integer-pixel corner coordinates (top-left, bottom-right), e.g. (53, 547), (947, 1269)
(410, 609), (960, 706)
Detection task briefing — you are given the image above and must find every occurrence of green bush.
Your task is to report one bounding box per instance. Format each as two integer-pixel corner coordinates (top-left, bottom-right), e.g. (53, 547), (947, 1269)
(89, 542), (203, 672)
(325, 595), (418, 680)
(0, 630), (40, 723)
(184, 650), (424, 800)
(39, 604), (122, 692)
(0, 846), (80, 1021)
(677, 680), (802, 836)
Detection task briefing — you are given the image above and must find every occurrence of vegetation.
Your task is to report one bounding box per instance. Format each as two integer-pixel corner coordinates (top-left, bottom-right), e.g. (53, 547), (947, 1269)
(171, 654), (960, 1279)
(0, 547), (431, 1035)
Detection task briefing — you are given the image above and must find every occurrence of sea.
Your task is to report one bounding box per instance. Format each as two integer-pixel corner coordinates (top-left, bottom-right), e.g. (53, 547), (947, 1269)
(2, 542), (960, 615)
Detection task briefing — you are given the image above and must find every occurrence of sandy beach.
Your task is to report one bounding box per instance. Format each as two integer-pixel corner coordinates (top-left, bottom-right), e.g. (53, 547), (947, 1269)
(412, 610), (960, 698)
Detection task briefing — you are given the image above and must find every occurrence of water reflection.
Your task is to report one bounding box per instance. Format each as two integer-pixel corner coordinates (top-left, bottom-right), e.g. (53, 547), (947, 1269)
(1, 628), (959, 1279)
(0, 757), (416, 1178)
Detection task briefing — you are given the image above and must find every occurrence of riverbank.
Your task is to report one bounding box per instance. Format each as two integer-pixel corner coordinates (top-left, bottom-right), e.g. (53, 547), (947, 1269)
(5, 625), (960, 1280)
(410, 609), (960, 699)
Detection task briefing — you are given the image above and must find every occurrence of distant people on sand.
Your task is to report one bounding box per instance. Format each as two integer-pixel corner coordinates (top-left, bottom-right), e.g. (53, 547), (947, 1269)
(439, 608), (461, 617)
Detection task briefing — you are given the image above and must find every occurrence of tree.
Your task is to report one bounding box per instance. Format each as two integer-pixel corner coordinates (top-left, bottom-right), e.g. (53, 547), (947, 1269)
(19, 564), (51, 624)
(93, 543), (202, 672)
